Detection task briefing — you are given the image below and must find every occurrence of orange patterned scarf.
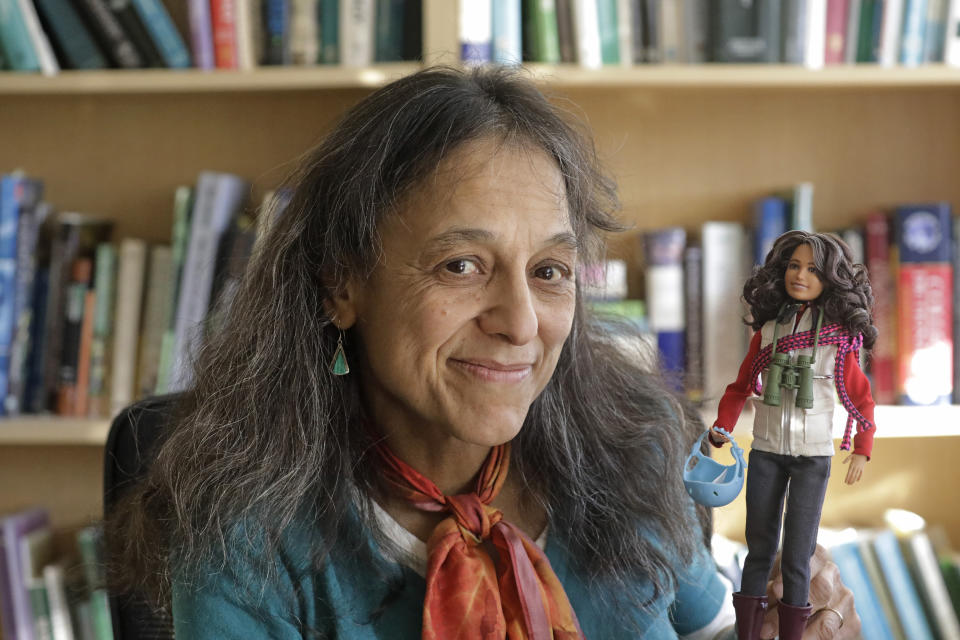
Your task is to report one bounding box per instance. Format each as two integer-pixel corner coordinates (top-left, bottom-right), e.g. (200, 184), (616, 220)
(374, 442), (584, 640)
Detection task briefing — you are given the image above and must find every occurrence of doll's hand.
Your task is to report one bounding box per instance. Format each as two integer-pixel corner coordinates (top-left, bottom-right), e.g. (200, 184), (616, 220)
(842, 454), (867, 485)
(760, 545), (861, 639)
(708, 427), (730, 447)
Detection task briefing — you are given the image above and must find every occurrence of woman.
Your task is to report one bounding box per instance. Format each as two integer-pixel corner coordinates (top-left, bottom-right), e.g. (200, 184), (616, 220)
(110, 67), (858, 639)
(710, 231), (877, 640)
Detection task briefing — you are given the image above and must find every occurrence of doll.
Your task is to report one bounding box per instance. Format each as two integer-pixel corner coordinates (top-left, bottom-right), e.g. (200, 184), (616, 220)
(710, 230), (878, 640)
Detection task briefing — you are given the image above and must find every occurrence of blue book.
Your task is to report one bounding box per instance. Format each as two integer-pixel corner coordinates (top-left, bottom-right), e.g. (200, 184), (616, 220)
(0, 0), (41, 71)
(753, 196), (787, 265)
(0, 176), (23, 417)
(830, 542), (896, 640)
(129, 0), (192, 67)
(900, 0), (929, 65)
(492, 0), (521, 64)
(643, 228), (686, 389)
(872, 530), (935, 640)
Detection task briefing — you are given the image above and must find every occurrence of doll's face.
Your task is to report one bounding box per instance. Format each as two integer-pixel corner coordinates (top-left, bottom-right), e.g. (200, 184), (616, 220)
(784, 243), (823, 302)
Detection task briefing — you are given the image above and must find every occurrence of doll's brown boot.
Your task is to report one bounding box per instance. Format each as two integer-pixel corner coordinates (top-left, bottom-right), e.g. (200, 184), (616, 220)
(777, 601), (813, 640)
(732, 592), (768, 640)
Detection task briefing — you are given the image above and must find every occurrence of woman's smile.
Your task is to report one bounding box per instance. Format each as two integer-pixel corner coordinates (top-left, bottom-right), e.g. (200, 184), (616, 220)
(449, 358), (535, 383)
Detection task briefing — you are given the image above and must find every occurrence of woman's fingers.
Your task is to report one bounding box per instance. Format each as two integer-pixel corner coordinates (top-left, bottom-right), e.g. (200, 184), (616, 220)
(804, 586), (861, 639)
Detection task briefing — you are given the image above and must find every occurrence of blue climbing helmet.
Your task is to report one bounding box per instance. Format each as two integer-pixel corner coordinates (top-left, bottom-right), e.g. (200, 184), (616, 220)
(683, 428), (746, 508)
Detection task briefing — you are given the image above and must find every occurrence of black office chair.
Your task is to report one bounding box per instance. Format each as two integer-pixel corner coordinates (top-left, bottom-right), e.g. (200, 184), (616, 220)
(104, 393), (184, 640)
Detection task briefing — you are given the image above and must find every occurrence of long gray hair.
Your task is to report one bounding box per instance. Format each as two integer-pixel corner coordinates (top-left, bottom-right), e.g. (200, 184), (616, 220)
(109, 65), (708, 617)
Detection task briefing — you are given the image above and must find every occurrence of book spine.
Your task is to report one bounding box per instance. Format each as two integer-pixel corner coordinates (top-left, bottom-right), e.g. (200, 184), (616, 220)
(56, 257), (91, 416)
(905, 531), (960, 638)
(72, 0), (144, 67)
(234, 0), (257, 68)
(7, 191), (44, 415)
(318, 0), (338, 62)
(683, 245), (703, 402)
(881, 0), (905, 64)
(0, 176), (22, 418)
(701, 222), (749, 402)
(107, 0), (164, 67)
(532, 0), (561, 62)
(900, 0), (929, 64)
(895, 203), (954, 405)
(753, 196), (788, 265)
(825, 0), (850, 63)
(596, 0), (618, 63)
(155, 187), (192, 395)
(573, 0), (602, 67)
(644, 228), (686, 387)
(872, 530), (935, 640)
(844, 0), (862, 62)
(74, 288), (95, 417)
(922, 0), (946, 61)
(290, 0), (318, 63)
(187, 0), (214, 68)
(32, 0), (108, 69)
(492, 0), (521, 63)
(616, 0), (633, 63)
(865, 211), (897, 404)
(804, 0), (828, 68)
(460, 0), (492, 64)
(790, 182), (815, 231)
(682, 0), (709, 62)
(829, 542), (897, 640)
(262, 0), (290, 64)
(15, 0), (59, 74)
(374, 0), (404, 62)
(211, 0), (239, 67)
(341, 0), (374, 65)
(555, 0), (575, 61)
(87, 242), (114, 418)
(781, 0), (809, 64)
(857, 0), (877, 61)
(137, 246), (172, 398)
(129, 0), (192, 67)
(110, 238), (146, 416)
(955, 213), (960, 403)
(0, 0), (42, 70)
(947, 0), (960, 65)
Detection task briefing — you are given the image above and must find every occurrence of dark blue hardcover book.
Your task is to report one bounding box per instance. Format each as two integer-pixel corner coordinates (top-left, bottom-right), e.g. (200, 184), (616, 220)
(0, 176), (24, 416)
(753, 196), (787, 265)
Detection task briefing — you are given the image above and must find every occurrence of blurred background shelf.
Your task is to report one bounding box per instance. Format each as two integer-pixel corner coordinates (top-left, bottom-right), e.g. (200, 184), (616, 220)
(3, 64), (960, 94)
(0, 417), (111, 445)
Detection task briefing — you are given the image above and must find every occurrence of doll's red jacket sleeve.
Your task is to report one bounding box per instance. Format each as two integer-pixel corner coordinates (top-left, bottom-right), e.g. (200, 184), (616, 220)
(710, 331), (876, 459)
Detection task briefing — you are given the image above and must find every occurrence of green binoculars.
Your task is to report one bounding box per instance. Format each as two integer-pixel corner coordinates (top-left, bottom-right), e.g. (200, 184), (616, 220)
(762, 305), (824, 410)
(762, 353), (815, 409)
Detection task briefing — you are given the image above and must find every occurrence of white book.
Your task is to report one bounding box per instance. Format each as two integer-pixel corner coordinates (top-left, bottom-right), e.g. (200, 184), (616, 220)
(234, 0), (259, 69)
(681, 0), (709, 63)
(291, 0), (319, 64)
(339, 0), (375, 66)
(617, 0), (633, 65)
(460, 0), (493, 64)
(804, 0), (828, 68)
(110, 238), (146, 416)
(845, 0), (862, 63)
(15, 0), (59, 75)
(572, 0), (602, 68)
(170, 172), (248, 391)
(700, 222), (749, 403)
(43, 565), (74, 640)
(659, 0), (681, 63)
(947, 0), (960, 65)
(880, 0), (905, 66)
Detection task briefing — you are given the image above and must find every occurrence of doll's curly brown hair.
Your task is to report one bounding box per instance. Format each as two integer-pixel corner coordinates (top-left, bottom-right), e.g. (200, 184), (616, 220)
(743, 230), (878, 349)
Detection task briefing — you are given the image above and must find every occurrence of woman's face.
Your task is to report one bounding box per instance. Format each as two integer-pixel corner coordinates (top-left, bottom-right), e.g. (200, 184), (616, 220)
(784, 243), (824, 302)
(339, 139), (578, 450)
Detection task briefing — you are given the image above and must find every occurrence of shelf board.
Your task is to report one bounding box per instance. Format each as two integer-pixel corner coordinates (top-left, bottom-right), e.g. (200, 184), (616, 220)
(714, 402), (960, 440)
(1, 404), (958, 445)
(3, 64), (960, 95)
(0, 416), (111, 445)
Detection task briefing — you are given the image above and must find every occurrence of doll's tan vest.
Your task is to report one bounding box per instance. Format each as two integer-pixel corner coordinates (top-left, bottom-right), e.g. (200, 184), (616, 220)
(751, 311), (838, 458)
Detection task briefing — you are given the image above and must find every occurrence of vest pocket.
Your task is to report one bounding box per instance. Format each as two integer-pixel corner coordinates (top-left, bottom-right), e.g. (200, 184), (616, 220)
(803, 407), (834, 444)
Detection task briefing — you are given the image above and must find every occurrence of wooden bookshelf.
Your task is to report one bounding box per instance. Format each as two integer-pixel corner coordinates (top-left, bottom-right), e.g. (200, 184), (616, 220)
(2, 0), (960, 549)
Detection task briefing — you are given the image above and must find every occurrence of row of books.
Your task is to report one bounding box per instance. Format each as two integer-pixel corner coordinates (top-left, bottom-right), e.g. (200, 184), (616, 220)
(0, 511), (113, 640)
(587, 189), (956, 407)
(460, 0), (960, 68)
(0, 0), (422, 73)
(715, 511), (960, 640)
(0, 170), (268, 419)
(190, 0), (423, 69)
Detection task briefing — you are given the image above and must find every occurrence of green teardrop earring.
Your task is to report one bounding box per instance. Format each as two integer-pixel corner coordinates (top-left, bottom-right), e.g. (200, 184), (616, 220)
(329, 330), (350, 376)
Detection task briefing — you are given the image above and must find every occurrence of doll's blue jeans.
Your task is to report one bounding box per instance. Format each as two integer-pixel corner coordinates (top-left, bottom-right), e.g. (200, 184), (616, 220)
(739, 449), (831, 607)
